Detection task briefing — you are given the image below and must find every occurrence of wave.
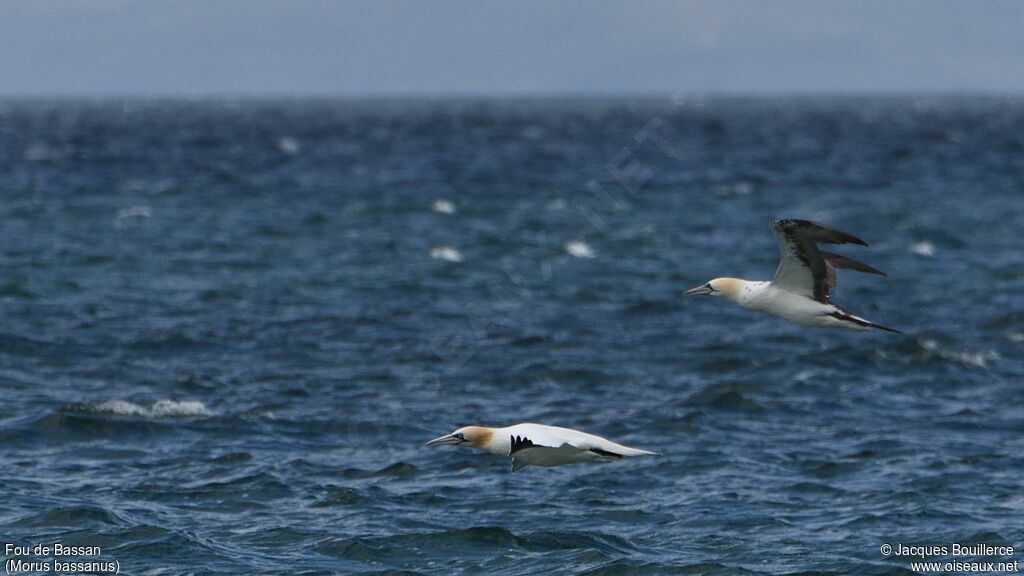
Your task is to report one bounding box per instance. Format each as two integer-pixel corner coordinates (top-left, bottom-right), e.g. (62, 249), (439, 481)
(579, 560), (763, 576)
(431, 198), (456, 214)
(684, 381), (765, 413)
(565, 240), (596, 259)
(316, 526), (639, 563)
(91, 399), (214, 418)
(429, 246), (464, 263)
(876, 336), (1001, 370)
(10, 505), (125, 529)
(918, 338), (999, 369)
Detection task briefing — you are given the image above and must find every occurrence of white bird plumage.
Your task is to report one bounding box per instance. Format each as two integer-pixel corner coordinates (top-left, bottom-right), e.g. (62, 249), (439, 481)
(426, 423), (658, 471)
(684, 219), (901, 333)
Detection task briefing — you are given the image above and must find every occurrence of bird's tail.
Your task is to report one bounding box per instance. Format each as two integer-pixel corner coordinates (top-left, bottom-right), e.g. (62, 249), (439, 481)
(866, 321), (903, 334)
(831, 308), (903, 334)
(608, 445), (660, 457)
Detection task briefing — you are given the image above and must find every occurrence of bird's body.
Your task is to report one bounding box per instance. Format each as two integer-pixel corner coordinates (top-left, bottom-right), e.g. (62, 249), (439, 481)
(426, 423), (657, 471)
(723, 279), (879, 330)
(684, 219), (900, 333)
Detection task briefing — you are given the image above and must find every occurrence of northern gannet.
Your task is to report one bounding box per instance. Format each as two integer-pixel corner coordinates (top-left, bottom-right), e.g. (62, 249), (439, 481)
(684, 219), (901, 333)
(426, 423), (658, 471)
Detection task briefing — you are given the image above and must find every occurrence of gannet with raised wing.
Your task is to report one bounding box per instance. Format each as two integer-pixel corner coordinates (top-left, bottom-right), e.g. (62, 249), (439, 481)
(426, 423), (658, 471)
(684, 219), (901, 333)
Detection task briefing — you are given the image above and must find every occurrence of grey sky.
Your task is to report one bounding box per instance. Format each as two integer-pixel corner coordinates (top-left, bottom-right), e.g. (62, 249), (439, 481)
(1, 0), (1022, 96)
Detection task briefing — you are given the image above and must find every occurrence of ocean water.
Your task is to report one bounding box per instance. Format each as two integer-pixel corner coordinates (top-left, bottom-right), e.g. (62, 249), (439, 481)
(1, 97), (1022, 575)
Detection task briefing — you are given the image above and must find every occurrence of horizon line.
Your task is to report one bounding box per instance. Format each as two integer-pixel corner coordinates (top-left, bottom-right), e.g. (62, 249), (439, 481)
(1, 89), (1024, 102)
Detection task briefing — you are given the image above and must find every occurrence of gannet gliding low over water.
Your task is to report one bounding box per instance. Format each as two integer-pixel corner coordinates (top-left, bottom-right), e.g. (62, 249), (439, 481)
(684, 219), (901, 333)
(426, 423), (658, 471)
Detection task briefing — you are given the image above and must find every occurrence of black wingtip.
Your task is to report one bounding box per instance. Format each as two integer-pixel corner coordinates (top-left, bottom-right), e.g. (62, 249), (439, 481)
(820, 251), (885, 275)
(827, 228), (869, 247)
(774, 218), (870, 246)
(509, 435), (535, 456)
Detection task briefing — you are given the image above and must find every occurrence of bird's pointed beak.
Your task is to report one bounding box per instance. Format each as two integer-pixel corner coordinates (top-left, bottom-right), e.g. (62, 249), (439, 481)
(425, 434), (462, 447)
(682, 284), (713, 296)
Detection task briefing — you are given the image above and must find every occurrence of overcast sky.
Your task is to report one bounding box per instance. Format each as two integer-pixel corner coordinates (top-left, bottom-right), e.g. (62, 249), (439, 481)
(1, 0), (1022, 96)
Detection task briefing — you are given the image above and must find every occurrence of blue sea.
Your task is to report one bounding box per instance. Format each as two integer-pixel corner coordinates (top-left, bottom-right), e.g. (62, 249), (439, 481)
(1, 97), (1022, 575)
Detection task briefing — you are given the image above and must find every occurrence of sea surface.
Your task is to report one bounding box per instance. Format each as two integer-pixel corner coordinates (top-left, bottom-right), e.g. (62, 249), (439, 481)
(1, 97), (1022, 575)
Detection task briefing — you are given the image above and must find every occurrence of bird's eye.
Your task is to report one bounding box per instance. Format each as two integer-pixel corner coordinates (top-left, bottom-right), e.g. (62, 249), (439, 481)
(454, 433), (465, 440)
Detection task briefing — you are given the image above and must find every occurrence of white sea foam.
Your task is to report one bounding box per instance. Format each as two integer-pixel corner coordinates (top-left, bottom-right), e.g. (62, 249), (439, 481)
(710, 181), (754, 196)
(429, 246), (463, 263)
(277, 136), (301, 155)
(94, 399), (214, 418)
(431, 199), (456, 214)
(120, 178), (177, 195)
(920, 339), (998, 369)
(546, 198), (566, 210)
(910, 241), (936, 257)
(115, 206), (152, 219)
(565, 240), (595, 259)
(794, 369), (818, 383)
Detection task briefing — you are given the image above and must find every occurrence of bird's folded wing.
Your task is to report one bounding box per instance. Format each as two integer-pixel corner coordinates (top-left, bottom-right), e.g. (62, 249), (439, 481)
(507, 426), (657, 470)
(510, 443), (588, 471)
(508, 430), (579, 455)
(507, 430), (605, 465)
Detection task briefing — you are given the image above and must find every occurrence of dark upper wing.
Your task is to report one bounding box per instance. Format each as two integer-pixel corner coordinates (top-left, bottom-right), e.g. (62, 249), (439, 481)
(770, 219), (870, 303)
(819, 250), (886, 294)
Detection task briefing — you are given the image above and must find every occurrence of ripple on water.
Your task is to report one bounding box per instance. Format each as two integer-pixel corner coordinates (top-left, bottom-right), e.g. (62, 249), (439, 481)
(10, 505), (125, 529)
(683, 381), (765, 414)
(876, 335), (1001, 370)
(316, 526), (640, 566)
(92, 399), (215, 418)
(312, 486), (369, 508)
(578, 561), (763, 575)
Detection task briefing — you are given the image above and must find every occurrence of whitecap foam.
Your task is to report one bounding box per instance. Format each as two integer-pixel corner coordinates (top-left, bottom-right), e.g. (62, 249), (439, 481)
(119, 178), (177, 195)
(429, 246), (463, 263)
(565, 240), (595, 259)
(94, 399), (214, 418)
(710, 181), (754, 196)
(794, 369), (819, 383)
(115, 206), (152, 220)
(277, 136), (301, 155)
(431, 199), (456, 215)
(920, 338), (998, 369)
(910, 241), (936, 257)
